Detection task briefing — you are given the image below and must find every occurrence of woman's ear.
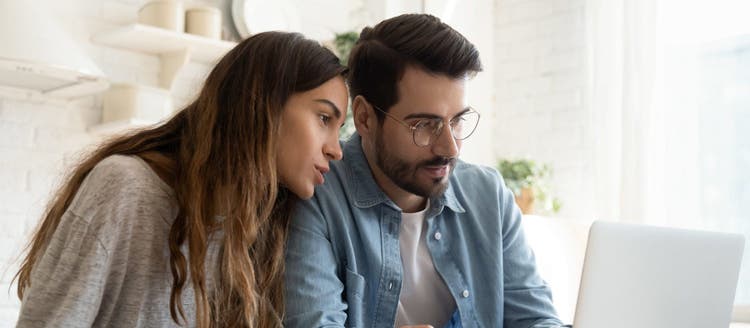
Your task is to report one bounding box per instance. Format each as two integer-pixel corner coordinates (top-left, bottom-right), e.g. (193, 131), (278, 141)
(352, 95), (373, 135)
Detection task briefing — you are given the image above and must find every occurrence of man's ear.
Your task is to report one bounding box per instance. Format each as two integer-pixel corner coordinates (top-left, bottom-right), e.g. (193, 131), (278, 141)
(352, 95), (374, 135)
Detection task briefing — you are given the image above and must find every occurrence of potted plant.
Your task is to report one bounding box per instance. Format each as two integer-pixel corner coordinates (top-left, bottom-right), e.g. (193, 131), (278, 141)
(333, 31), (359, 66)
(496, 159), (561, 215)
(333, 31), (359, 138)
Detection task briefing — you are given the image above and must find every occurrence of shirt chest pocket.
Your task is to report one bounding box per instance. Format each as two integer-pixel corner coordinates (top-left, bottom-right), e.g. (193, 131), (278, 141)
(344, 268), (366, 327)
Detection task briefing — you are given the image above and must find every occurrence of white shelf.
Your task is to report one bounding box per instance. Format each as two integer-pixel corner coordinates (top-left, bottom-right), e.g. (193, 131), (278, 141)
(89, 23), (237, 135)
(92, 23), (236, 64)
(92, 24), (237, 90)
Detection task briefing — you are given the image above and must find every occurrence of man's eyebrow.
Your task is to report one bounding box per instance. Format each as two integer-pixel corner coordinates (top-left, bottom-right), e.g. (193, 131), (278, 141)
(314, 99), (342, 119)
(403, 107), (472, 120)
(451, 107), (473, 119)
(403, 113), (441, 120)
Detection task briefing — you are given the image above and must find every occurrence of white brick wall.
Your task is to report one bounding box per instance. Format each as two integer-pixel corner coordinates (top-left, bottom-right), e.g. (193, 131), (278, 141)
(0, 97), (102, 326)
(494, 0), (592, 220)
(0, 0), (365, 325)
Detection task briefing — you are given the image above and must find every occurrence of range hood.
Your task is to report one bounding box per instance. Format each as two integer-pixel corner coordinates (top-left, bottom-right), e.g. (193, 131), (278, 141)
(0, 1), (108, 99)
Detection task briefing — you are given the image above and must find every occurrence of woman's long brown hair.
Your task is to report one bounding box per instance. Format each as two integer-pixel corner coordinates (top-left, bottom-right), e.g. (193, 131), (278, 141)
(14, 32), (346, 327)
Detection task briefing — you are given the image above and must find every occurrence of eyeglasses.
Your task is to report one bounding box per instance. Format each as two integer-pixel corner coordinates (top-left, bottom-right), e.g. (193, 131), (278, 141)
(371, 103), (480, 147)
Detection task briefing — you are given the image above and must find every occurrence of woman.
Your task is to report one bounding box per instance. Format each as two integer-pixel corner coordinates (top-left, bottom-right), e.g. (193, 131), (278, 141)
(14, 31), (348, 327)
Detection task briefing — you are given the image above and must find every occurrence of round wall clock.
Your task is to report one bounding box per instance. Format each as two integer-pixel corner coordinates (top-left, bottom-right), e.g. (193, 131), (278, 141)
(231, 0), (300, 38)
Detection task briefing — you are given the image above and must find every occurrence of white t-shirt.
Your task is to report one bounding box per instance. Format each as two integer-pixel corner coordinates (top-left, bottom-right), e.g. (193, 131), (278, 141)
(395, 201), (456, 328)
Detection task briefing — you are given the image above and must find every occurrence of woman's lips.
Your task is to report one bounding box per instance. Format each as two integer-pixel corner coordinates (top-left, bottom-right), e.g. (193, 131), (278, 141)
(314, 165), (329, 184)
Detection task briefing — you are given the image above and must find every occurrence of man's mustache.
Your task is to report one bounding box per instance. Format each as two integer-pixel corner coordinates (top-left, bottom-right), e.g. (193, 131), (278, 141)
(419, 157), (456, 167)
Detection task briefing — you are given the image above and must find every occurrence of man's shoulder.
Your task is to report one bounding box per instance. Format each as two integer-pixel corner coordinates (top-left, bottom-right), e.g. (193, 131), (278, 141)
(451, 160), (503, 187)
(446, 160), (514, 207)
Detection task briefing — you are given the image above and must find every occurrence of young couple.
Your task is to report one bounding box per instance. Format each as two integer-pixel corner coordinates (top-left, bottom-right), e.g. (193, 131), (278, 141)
(15, 14), (564, 328)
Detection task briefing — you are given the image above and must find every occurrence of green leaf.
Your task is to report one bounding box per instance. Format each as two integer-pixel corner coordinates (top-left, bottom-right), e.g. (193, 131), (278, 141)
(496, 158), (562, 215)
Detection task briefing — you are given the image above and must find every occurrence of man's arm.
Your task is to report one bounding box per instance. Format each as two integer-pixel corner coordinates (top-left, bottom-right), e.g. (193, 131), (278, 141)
(494, 171), (565, 328)
(284, 198), (348, 327)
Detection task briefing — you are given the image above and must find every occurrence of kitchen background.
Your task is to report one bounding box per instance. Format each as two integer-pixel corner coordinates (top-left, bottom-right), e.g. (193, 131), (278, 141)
(0, 0), (747, 326)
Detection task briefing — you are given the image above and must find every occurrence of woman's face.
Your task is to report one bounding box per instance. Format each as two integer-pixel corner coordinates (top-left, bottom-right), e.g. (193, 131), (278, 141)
(276, 76), (349, 199)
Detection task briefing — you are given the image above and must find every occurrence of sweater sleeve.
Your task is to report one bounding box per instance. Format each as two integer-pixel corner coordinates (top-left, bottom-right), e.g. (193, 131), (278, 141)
(16, 209), (111, 328)
(16, 155), (177, 328)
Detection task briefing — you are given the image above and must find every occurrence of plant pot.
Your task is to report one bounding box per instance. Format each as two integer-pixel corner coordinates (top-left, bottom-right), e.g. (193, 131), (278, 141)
(515, 187), (534, 214)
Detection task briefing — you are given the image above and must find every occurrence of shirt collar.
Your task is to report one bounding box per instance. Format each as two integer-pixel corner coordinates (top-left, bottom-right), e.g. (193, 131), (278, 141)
(343, 133), (466, 214)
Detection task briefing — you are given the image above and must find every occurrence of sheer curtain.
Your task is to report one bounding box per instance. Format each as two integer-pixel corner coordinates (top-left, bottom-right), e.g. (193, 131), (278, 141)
(586, 0), (750, 310)
(586, 0), (667, 225)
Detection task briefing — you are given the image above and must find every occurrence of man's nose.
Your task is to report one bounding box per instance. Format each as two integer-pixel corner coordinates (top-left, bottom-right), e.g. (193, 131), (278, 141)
(431, 124), (459, 158)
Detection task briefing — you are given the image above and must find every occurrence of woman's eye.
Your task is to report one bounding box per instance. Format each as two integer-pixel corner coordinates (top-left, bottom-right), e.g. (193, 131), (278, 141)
(319, 114), (331, 125)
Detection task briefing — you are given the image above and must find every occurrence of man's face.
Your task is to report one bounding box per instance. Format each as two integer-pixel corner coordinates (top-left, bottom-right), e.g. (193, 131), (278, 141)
(370, 66), (469, 199)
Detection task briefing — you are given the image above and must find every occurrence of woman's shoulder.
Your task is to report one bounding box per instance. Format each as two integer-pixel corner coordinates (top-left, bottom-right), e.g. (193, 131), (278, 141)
(84, 154), (174, 198)
(67, 155), (178, 231)
(90, 155), (173, 193)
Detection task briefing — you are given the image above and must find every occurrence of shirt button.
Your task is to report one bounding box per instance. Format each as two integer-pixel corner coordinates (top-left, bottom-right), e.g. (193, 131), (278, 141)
(462, 290), (470, 298)
(434, 232), (442, 240)
(388, 282), (393, 290)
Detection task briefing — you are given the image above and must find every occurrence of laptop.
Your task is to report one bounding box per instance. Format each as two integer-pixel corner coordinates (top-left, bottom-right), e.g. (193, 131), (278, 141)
(573, 221), (746, 328)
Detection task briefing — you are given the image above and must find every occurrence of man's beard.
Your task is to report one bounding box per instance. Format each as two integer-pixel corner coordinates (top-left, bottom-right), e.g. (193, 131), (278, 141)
(374, 132), (455, 198)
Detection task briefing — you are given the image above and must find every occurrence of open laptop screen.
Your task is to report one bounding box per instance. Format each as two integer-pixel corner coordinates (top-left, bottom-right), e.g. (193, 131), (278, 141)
(573, 221), (745, 328)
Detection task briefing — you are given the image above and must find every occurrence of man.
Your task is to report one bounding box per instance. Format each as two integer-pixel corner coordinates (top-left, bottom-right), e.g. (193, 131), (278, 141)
(284, 14), (565, 328)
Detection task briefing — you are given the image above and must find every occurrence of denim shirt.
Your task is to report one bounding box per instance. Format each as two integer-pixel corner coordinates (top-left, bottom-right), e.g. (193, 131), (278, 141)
(284, 134), (563, 328)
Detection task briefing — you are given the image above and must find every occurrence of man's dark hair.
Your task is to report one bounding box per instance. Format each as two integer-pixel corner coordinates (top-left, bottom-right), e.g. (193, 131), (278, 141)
(347, 13), (483, 119)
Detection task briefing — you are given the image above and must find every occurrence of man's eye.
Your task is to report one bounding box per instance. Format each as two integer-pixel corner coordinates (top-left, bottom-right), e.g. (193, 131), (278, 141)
(414, 120), (436, 130)
(451, 115), (467, 126)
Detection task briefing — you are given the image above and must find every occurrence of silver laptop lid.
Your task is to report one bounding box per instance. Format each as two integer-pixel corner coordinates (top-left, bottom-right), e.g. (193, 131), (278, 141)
(574, 221), (745, 328)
